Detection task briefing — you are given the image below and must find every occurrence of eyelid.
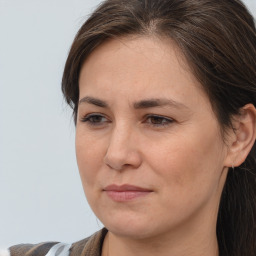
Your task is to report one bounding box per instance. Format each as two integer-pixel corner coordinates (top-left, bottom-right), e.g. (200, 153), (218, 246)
(79, 112), (174, 128)
(80, 113), (110, 125)
(144, 114), (174, 127)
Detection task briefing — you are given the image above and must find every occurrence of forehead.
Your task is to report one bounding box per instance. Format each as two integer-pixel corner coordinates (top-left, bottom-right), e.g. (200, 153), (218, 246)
(78, 35), (211, 112)
(80, 35), (191, 84)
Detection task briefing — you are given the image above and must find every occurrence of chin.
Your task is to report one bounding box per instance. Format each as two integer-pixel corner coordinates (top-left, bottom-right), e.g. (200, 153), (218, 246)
(108, 225), (154, 239)
(102, 212), (163, 239)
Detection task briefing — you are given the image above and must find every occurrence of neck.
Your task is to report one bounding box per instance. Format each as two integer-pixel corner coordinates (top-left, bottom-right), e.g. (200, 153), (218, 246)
(102, 227), (219, 256)
(101, 205), (220, 256)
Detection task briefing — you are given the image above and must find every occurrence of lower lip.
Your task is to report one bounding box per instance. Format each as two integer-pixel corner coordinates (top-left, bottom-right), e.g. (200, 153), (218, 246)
(104, 191), (152, 202)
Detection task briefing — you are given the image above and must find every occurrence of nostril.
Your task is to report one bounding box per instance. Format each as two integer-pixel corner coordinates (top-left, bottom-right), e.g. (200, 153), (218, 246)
(104, 149), (142, 171)
(104, 154), (125, 171)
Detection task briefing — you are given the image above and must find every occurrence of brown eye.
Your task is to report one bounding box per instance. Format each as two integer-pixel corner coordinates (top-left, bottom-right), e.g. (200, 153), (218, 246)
(146, 115), (174, 127)
(81, 114), (109, 126)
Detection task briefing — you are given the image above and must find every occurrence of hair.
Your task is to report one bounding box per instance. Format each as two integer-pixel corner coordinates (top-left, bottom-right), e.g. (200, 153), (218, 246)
(62, 0), (256, 255)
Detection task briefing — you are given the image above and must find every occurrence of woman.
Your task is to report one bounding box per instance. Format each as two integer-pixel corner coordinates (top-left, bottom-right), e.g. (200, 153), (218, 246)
(9, 0), (256, 255)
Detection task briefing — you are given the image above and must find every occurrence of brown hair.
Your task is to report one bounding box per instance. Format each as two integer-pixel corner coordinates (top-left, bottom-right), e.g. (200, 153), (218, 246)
(62, 0), (256, 255)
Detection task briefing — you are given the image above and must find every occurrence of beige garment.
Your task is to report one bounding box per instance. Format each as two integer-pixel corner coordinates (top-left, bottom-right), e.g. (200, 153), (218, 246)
(9, 228), (108, 256)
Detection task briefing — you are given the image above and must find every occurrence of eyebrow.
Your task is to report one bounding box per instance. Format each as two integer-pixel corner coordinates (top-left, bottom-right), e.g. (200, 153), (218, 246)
(79, 96), (188, 110)
(133, 98), (188, 110)
(79, 96), (108, 108)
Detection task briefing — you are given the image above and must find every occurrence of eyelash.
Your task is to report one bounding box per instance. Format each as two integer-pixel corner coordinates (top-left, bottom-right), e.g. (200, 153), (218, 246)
(144, 114), (174, 127)
(80, 113), (174, 127)
(80, 113), (109, 126)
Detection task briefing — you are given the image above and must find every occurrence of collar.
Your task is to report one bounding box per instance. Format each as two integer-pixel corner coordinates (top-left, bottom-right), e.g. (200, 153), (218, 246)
(70, 228), (108, 256)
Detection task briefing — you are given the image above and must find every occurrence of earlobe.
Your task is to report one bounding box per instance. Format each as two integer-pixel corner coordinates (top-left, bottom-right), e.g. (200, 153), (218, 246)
(224, 103), (256, 168)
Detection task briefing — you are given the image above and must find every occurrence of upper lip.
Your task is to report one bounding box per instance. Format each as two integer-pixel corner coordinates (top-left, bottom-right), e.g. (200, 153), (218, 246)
(103, 184), (152, 192)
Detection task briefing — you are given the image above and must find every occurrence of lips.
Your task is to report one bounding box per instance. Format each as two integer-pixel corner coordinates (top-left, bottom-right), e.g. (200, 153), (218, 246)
(104, 184), (152, 192)
(103, 184), (153, 201)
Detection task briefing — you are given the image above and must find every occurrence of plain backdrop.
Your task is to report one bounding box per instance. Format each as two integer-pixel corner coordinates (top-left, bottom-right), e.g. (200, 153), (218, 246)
(0, 0), (255, 249)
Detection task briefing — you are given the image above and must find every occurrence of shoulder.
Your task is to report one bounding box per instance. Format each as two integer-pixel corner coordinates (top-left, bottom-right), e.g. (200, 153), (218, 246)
(9, 242), (59, 256)
(8, 228), (108, 256)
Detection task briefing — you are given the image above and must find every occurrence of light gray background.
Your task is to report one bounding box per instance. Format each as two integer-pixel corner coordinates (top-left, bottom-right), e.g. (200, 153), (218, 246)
(0, 0), (255, 249)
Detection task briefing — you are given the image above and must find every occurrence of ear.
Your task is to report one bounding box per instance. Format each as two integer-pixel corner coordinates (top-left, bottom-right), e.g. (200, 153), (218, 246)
(224, 103), (256, 168)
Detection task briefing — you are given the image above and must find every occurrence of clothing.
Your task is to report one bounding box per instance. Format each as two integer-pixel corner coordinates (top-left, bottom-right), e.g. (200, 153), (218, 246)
(9, 228), (108, 256)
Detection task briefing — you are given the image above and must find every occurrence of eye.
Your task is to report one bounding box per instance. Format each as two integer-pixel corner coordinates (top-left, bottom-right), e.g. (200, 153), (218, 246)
(145, 115), (174, 127)
(80, 113), (109, 126)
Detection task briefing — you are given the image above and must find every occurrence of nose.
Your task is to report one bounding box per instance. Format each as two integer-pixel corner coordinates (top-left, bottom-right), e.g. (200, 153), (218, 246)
(104, 125), (142, 171)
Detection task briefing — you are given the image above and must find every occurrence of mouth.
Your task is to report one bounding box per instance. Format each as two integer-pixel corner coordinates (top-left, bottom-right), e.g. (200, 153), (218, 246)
(103, 184), (153, 202)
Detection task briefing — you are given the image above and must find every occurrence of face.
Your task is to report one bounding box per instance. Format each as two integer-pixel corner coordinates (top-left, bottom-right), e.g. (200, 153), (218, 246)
(76, 36), (229, 239)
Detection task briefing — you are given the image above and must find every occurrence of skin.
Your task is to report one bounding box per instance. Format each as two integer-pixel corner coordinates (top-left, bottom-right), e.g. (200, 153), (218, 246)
(75, 36), (256, 256)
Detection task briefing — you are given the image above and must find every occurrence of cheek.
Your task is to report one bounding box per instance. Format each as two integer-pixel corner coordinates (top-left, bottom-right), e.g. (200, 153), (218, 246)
(75, 130), (105, 188)
(147, 126), (225, 198)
